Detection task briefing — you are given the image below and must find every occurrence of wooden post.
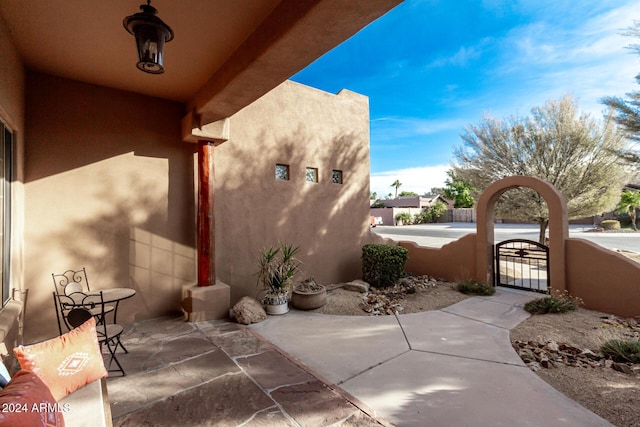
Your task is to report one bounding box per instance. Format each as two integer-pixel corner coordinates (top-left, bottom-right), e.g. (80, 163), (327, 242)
(197, 140), (215, 286)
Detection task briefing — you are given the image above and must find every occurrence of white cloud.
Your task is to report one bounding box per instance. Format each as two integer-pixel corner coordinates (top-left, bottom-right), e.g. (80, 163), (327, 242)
(428, 45), (483, 68)
(485, 1), (640, 118)
(371, 116), (468, 140)
(370, 165), (449, 198)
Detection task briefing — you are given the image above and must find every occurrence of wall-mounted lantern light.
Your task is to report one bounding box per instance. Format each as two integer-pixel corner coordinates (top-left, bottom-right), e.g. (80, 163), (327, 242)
(123, 1), (174, 74)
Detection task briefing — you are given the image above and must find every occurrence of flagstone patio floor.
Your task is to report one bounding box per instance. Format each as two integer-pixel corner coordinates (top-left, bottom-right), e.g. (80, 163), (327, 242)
(106, 315), (390, 426)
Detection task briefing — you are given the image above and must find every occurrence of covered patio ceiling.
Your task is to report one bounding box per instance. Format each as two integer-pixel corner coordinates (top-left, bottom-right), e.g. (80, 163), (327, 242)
(0, 0), (402, 124)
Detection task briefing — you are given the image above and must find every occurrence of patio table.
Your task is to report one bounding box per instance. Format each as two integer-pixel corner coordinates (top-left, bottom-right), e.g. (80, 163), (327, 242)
(86, 288), (136, 324)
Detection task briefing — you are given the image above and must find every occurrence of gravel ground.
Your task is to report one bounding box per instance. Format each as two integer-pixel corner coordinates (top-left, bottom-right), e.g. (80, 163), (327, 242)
(313, 277), (640, 427)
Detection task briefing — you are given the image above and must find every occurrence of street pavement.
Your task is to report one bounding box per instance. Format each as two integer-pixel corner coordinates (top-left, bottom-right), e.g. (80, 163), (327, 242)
(372, 222), (640, 252)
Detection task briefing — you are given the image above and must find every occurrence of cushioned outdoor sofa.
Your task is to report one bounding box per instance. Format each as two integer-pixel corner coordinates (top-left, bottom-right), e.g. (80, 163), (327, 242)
(0, 307), (112, 427)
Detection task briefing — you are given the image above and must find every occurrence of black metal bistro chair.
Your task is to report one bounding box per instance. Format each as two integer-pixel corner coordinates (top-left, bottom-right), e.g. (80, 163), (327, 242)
(52, 268), (115, 327)
(54, 290), (126, 376)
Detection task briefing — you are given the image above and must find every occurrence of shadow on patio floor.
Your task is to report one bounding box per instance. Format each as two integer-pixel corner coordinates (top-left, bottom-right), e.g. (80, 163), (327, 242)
(106, 315), (391, 427)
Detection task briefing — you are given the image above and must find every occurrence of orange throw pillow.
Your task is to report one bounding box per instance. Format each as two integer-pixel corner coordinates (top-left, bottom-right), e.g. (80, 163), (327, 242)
(14, 317), (107, 401)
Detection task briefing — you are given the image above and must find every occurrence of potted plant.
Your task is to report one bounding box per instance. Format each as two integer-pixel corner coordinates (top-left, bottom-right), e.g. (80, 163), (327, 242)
(255, 243), (301, 315)
(291, 277), (327, 310)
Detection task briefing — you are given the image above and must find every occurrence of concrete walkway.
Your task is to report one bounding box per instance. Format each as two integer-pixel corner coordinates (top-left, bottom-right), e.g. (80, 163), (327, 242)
(251, 287), (613, 426)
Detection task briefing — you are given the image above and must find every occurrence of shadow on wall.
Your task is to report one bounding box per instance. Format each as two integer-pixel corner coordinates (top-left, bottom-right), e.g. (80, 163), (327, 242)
(25, 167), (196, 341)
(23, 73), (196, 342)
(215, 124), (373, 303)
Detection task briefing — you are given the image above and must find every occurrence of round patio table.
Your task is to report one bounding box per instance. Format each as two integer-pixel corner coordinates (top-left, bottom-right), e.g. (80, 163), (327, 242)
(88, 288), (136, 324)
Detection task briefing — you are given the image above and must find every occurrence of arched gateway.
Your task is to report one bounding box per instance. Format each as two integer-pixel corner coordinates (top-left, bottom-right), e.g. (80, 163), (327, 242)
(475, 176), (569, 292)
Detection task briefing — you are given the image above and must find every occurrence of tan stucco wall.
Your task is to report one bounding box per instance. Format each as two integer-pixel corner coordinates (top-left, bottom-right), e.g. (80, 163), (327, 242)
(0, 14), (26, 366)
(399, 235), (477, 281)
(0, 13), (25, 288)
(23, 73), (195, 342)
(21, 76), (373, 341)
(566, 238), (640, 317)
(215, 81), (372, 303)
(0, 14), (24, 132)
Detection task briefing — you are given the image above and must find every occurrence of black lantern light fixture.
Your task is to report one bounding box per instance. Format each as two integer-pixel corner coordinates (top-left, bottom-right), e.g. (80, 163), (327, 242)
(123, 0), (174, 74)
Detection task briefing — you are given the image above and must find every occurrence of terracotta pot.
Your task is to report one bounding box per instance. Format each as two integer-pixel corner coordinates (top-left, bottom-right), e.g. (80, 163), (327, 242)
(291, 284), (327, 310)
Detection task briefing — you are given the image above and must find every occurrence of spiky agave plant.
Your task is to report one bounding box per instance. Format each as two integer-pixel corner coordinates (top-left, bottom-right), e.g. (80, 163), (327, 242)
(256, 243), (301, 295)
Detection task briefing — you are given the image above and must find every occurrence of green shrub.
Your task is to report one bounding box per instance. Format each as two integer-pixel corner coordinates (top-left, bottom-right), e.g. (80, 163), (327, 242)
(414, 202), (448, 224)
(600, 339), (640, 364)
(395, 212), (412, 225)
(413, 210), (433, 224)
(524, 289), (582, 314)
(615, 211), (632, 227)
(362, 244), (408, 287)
(456, 280), (495, 295)
(601, 220), (621, 230)
(429, 201), (447, 220)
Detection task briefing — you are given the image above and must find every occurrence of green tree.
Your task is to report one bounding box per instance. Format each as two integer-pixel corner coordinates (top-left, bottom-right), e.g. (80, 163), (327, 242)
(370, 191), (377, 200)
(390, 180), (402, 198)
(430, 186), (445, 196)
(399, 191), (419, 197)
(616, 189), (640, 230)
(602, 21), (640, 158)
(442, 170), (475, 208)
(453, 94), (631, 243)
(414, 201), (448, 224)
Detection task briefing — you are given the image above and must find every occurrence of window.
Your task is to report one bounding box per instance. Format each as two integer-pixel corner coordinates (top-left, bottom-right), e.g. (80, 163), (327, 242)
(275, 164), (289, 181)
(305, 167), (318, 183)
(0, 122), (12, 307)
(332, 169), (343, 184)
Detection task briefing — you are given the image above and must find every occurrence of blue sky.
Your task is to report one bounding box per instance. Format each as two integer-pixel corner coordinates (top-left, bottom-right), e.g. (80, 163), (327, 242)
(291, 0), (640, 197)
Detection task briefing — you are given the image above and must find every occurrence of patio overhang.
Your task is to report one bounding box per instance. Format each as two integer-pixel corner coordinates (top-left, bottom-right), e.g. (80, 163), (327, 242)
(0, 0), (402, 129)
(186, 0), (403, 127)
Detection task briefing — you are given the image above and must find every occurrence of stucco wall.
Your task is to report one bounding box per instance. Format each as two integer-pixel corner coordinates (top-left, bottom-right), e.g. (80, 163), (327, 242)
(0, 14), (26, 365)
(566, 238), (640, 317)
(0, 14), (24, 132)
(215, 81), (372, 303)
(0, 12), (25, 292)
(399, 235), (477, 282)
(21, 76), (373, 340)
(23, 73), (195, 342)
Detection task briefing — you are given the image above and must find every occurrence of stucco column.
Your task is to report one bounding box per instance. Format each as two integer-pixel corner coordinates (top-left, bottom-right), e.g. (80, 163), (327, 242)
(197, 140), (215, 286)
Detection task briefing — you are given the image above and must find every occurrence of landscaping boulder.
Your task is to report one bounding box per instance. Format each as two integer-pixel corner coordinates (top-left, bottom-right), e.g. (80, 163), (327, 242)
(343, 280), (370, 293)
(232, 297), (267, 325)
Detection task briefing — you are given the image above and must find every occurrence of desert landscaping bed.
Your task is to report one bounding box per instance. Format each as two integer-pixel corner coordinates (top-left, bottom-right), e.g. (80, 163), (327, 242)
(312, 275), (640, 427)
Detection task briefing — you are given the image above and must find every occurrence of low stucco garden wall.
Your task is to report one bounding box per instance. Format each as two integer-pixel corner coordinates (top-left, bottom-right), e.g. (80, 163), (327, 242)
(565, 238), (640, 318)
(399, 234), (477, 283)
(397, 235), (640, 318)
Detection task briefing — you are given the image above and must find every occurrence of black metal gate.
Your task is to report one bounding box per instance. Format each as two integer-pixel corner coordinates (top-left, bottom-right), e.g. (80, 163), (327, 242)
(494, 239), (549, 293)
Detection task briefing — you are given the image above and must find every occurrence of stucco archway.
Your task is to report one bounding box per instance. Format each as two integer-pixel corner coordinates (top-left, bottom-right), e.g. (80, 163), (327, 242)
(475, 176), (569, 292)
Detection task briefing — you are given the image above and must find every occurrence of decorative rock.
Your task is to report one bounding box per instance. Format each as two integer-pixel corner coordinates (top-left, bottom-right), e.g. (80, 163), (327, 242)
(518, 348), (537, 363)
(580, 349), (600, 360)
(342, 280), (370, 293)
(545, 341), (559, 352)
(528, 362), (541, 371)
(513, 339), (610, 371)
(612, 362), (634, 375)
(232, 297), (267, 325)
